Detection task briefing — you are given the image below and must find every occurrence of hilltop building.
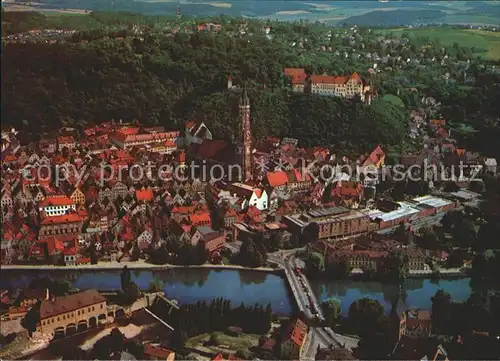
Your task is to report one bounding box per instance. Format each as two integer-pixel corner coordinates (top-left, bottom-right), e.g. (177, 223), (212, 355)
(284, 68), (372, 102)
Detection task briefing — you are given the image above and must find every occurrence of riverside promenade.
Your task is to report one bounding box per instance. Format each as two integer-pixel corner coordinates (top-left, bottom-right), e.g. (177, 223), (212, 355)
(0, 261), (277, 272)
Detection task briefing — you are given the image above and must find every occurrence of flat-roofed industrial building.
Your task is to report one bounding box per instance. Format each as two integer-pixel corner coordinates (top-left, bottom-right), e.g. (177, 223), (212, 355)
(283, 206), (372, 241)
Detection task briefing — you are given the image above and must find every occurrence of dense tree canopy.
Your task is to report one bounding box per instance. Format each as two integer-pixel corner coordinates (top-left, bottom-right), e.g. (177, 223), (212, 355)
(2, 25), (408, 154)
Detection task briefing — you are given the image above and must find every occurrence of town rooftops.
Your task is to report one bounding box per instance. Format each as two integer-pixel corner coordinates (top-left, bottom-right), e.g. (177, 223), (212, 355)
(311, 72), (363, 85)
(284, 68), (307, 84)
(285, 206), (362, 227)
(362, 202), (420, 222)
(306, 206), (350, 218)
(40, 213), (83, 225)
(412, 195), (454, 209)
(57, 136), (75, 144)
(227, 183), (264, 198)
(39, 195), (74, 208)
(449, 189), (481, 201)
(40, 289), (105, 319)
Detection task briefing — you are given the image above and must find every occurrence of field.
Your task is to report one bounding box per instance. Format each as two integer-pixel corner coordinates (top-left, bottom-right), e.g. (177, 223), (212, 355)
(379, 28), (500, 60)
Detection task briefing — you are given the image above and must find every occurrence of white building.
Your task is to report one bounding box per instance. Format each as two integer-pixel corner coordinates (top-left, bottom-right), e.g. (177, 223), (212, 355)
(39, 195), (76, 217)
(227, 183), (269, 211)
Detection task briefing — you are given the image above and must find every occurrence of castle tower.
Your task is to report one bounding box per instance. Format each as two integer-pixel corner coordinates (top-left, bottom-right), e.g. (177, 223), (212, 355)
(240, 89), (252, 182)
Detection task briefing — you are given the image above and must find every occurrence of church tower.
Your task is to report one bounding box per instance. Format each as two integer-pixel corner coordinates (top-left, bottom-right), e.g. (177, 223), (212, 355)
(240, 89), (252, 182)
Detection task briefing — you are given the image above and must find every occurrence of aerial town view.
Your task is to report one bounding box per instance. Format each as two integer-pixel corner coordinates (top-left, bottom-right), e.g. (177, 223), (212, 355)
(1, 0), (500, 360)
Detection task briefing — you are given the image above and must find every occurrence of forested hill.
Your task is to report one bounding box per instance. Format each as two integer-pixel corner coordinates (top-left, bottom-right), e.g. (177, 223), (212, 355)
(2, 12), (500, 159)
(343, 9), (446, 27)
(1, 26), (407, 153)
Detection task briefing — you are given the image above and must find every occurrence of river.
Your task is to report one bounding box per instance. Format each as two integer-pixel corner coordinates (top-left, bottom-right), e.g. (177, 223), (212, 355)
(310, 277), (472, 315)
(0, 269), (472, 316)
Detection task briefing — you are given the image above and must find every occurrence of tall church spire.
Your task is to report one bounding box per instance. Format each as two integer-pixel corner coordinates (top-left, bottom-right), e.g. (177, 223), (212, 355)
(240, 88), (250, 106)
(239, 88), (252, 182)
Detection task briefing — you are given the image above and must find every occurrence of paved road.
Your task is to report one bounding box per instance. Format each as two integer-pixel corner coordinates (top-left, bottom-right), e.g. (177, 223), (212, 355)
(268, 250), (358, 359)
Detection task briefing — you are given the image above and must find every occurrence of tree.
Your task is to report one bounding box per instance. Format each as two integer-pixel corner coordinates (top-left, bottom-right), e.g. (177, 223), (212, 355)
(120, 282), (141, 305)
(451, 218), (477, 248)
(120, 265), (132, 291)
(431, 290), (452, 335)
(238, 240), (266, 268)
(235, 349), (252, 360)
(441, 210), (463, 231)
(130, 244), (141, 261)
(321, 298), (341, 327)
(208, 332), (220, 346)
(21, 300), (41, 337)
(476, 222), (499, 251)
(416, 227), (438, 250)
(305, 252), (325, 277)
(348, 298), (384, 337)
(91, 328), (126, 359)
(382, 250), (409, 281)
(393, 223), (410, 245)
(148, 277), (164, 293)
(89, 245), (98, 265)
(269, 232), (284, 251)
(443, 181), (460, 193)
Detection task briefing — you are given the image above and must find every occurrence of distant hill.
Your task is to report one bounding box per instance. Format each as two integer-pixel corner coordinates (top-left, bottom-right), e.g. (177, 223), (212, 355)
(343, 9), (446, 27)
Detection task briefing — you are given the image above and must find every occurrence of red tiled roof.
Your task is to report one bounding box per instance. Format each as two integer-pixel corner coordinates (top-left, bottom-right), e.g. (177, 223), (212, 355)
(144, 344), (175, 359)
(285, 318), (308, 347)
(136, 188), (154, 202)
(40, 290), (106, 319)
(63, 247), (77, 255)
(77, 257), (91, 264)
(224, 208), (238, 217)
(172, 205), (196, 215)
(118, 127), (140, 136)
(40, 213), (82, 225)
(84, 187), (98, 203)
(193, 140), (230, 160)
(212, 353), (224, 361)
(311, 75), (347, 84)
(332, 181), (363, 198)
(190, 211), (211, 226)
(176, 151), (186, 163)
(57, 136), (75, 144)
(350, 72), (362, 83)
(310, 72), (363, 85)
(284, 68), (307, 85)
(362, 145), (385, 167)
(40, 195), (74, 208)
(164, 139), (177, 147)
(267, 171), (288, 187)
(186, 120), (197, 131)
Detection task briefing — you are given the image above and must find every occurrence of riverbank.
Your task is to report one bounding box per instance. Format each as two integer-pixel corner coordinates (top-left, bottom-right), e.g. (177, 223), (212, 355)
(0, 261), (278, 273)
